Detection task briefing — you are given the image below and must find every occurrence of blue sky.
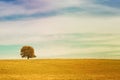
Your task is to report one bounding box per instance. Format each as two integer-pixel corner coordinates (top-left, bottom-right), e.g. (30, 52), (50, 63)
(0, 0), (120, 59)
(95, 0), (120, 8)
(0, 0), (120, 21)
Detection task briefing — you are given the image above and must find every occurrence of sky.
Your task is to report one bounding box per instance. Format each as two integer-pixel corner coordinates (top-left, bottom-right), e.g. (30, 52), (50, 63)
(0, 0), (120, 59)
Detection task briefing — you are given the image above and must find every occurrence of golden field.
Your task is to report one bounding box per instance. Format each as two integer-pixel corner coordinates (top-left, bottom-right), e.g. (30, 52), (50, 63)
(0, 59), (120, 80)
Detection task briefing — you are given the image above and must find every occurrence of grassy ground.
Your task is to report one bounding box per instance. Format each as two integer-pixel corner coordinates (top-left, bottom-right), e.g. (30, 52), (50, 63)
(0, 59), (120, 80)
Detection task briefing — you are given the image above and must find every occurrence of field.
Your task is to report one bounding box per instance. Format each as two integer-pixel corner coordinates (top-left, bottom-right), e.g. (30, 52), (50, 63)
(0, 59), (120, 80)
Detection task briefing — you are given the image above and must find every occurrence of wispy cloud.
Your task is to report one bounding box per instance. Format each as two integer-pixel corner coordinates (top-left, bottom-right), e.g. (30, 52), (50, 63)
(94, 0), (120, 8)
(0, 0), (120, 59)
(0, 0), (120, 21)
(0, 16), (120, 45)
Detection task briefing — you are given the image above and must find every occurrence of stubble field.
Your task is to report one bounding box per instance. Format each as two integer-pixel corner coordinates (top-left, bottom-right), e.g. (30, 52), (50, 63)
(0, 59), (120, 80)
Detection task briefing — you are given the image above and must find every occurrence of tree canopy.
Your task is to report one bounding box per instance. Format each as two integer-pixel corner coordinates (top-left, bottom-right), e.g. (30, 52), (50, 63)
(20, 46), (36, 59)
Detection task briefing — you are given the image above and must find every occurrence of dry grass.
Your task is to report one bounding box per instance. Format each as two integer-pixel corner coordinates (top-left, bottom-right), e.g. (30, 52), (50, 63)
(0, 59), (120, 80)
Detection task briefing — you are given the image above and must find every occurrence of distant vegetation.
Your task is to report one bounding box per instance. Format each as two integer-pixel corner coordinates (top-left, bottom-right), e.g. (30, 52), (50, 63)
(20, 46), (36, 59)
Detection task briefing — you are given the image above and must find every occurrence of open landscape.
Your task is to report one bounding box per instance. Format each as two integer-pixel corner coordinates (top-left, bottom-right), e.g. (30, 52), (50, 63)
(0, 0), (120, 80)
(0, 59), (120, 80)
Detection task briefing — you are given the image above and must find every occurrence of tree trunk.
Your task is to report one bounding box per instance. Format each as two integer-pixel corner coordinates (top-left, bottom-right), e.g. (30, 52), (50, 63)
(27, 56), (29, 59)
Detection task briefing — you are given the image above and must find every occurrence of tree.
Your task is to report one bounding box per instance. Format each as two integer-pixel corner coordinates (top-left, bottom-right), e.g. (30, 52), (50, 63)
(20, 46), (36, 59)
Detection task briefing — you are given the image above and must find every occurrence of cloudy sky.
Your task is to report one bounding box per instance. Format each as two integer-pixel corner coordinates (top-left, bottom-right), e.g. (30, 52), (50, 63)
(0, 0), (120, 59)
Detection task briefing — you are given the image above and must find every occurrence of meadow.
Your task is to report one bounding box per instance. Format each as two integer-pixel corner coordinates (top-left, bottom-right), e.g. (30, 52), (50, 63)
(0, 59), (120, 80)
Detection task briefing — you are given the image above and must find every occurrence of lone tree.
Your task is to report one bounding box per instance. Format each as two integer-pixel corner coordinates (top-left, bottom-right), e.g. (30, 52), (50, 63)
(20, 46), (36, 59)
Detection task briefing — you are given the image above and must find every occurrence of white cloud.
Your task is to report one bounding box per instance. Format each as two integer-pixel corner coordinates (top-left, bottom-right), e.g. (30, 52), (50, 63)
(0, 0), (53, 17)
(0, 0), (120, 59)
(0, 0), (120, 19)
(0, 16), (120, 45)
